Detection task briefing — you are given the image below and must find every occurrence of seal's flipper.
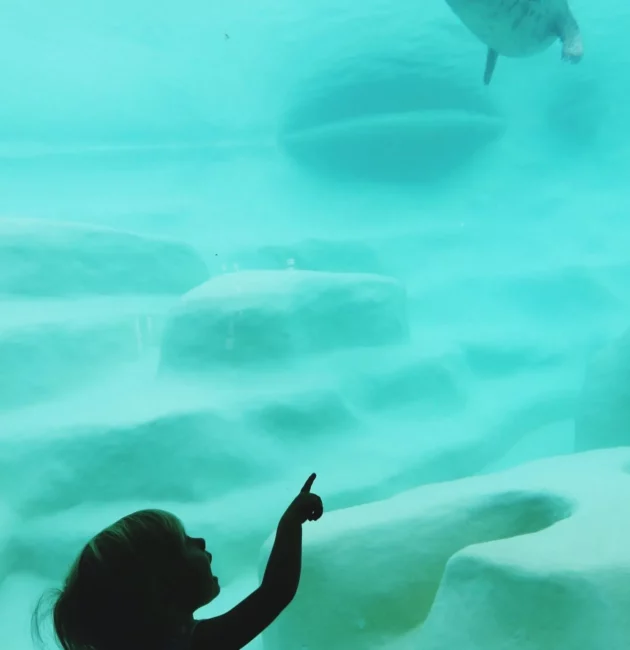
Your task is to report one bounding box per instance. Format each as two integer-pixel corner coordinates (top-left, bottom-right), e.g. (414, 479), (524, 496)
(560, 24), (583, 62)
(556, 12), (583, 63)
(484, 48), (498, 84)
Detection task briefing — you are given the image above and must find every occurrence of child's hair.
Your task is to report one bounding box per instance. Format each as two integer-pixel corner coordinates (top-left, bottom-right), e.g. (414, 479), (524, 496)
(32, 509), (191, 650)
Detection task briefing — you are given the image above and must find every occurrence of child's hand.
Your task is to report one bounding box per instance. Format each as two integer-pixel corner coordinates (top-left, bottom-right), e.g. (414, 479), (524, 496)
(283, 473), (324, 524)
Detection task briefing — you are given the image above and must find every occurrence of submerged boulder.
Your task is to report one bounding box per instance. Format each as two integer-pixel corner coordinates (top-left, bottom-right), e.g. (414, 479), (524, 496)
(160, 270), (409, 371)
(0, 218), (208, 297)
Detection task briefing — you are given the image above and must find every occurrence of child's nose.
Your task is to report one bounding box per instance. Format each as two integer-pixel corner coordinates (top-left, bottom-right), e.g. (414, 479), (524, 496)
(194, 537), (206, 551)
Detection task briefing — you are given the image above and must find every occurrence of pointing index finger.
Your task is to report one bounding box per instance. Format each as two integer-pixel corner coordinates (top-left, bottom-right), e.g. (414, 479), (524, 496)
(301, 473), (316, 493)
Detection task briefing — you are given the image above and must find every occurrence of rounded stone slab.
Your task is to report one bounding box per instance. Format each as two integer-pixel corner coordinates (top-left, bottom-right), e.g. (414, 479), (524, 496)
(0, 218), (208, 297)
(159, 270), (410, 371)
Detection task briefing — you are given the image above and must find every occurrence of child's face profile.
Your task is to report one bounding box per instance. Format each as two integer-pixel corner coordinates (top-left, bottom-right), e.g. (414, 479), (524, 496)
(177, 533), (220, 611)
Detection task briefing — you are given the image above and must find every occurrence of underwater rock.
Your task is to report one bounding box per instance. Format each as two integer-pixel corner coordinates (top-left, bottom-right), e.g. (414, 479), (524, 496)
(225, 238), (384, 275)
(0, 313), (151, 411)
(0, 295), (172, 411)
(0, 218), (208, 297)
(352, 355), (466, 416)
(159, 270), (409, 372)
(278, 57), (505, 184)
(244, 389), (359, 441)
(261, 449), (630, 650)
(0, 407), (280, 518)
(575, 327), (630, 451)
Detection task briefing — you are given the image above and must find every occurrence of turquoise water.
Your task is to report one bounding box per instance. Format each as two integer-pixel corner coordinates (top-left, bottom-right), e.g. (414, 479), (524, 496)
(2, 0), (630, 649)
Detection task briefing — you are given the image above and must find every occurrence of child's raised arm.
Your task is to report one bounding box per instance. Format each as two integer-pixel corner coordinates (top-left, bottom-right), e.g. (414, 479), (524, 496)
(192, 474), (323, 650)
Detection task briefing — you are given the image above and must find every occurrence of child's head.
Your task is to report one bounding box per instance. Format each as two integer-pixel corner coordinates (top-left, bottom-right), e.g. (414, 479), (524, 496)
(33, 509), (220, 650)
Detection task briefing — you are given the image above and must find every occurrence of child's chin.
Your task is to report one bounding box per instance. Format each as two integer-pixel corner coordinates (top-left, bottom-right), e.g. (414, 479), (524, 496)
(209, 577), (220, 599)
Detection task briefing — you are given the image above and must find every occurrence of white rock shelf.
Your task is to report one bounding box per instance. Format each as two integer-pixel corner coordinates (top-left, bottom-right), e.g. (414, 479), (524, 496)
(260, 448), (630, 650)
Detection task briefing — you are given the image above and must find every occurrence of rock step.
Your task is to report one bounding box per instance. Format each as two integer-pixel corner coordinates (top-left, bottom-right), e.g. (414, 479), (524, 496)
(159, 270), (410, 372)
(0, 217), (208, 297)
